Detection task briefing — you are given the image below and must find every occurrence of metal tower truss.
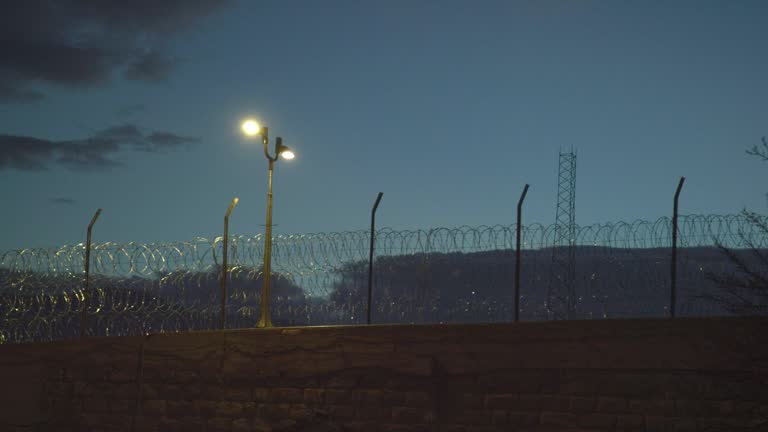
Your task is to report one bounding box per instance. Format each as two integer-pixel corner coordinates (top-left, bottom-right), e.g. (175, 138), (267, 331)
(547, 150), (577, 319)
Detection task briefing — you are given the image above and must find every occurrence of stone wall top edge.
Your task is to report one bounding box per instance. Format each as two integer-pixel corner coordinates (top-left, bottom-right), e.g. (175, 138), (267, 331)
(2, 316), (765, 352)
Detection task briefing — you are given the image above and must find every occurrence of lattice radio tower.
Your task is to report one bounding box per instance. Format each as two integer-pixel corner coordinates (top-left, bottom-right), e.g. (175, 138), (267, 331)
(547, 150), (577, 319)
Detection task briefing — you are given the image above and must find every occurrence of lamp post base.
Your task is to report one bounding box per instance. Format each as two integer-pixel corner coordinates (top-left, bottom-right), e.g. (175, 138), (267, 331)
(256, 315), (273, 328)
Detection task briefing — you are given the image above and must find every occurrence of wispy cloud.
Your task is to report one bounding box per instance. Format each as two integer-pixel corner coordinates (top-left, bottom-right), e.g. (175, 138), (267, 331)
(116, 104), (147, 117)
(0, 123), (198, 172)
(0, 82), (44, 104)
(0, 0), (231, 102)
(50, 197), (77, 206)
(124, 51), (178, 83)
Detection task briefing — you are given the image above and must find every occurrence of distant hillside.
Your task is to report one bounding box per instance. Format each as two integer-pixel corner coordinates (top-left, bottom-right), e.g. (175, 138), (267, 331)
(330, 245), (764, 320)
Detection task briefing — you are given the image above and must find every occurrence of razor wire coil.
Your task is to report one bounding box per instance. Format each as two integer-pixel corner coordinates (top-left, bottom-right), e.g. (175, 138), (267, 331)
(1, 213), (766, 343)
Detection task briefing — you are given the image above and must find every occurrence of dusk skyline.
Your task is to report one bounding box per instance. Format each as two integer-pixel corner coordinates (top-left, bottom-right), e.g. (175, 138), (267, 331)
(1, 0), (767, 251)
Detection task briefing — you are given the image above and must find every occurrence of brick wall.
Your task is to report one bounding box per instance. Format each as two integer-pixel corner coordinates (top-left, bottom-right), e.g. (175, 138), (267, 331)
(0, 318), (766, 431)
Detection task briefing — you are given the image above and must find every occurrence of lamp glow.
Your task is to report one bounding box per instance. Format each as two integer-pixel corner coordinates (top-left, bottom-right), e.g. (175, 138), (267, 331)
(281, 149), (295, 160)
(241, 119), (260, 136)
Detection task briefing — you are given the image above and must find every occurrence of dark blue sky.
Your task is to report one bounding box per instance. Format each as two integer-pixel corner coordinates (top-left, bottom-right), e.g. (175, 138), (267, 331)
(1, 0), (766, 250)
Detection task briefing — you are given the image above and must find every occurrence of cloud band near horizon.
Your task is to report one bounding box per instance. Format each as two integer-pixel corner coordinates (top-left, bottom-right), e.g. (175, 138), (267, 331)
(0, 124), (198, 172)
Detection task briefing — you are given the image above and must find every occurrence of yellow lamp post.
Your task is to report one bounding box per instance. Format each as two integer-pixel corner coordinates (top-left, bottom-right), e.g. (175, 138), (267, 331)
(241, 118), (295, 328)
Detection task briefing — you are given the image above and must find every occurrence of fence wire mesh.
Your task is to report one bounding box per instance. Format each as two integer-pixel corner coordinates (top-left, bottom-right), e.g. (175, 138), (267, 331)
(1, 213), (766, 343)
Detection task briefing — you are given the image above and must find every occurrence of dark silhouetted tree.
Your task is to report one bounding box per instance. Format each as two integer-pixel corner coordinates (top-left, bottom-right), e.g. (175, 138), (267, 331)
(703, 138), (768, 316)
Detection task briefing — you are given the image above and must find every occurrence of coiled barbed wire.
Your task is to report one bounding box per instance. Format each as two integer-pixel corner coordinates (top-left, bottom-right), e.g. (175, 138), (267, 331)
(0, 214), (766, 344)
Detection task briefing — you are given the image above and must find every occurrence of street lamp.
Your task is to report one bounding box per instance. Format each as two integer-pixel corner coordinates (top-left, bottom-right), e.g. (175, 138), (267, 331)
(241, 118), (295, 328)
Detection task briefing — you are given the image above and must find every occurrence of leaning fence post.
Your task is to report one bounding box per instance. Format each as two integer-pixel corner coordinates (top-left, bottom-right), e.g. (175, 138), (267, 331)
(367, 192), (384, 325)
(80, 208), (102, 338)
(671, 177), (685, 318)
(220, 197), (239, 330)
(515, 184), (530, 322)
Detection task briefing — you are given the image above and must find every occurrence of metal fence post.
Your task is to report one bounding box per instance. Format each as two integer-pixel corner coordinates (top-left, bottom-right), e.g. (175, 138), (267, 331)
(220, 197), (239, 330)
(367, 192), (384, 325)
(671, 177), (685, 318)
(80, 208), (102, 338)
(515, 184), (530, 322)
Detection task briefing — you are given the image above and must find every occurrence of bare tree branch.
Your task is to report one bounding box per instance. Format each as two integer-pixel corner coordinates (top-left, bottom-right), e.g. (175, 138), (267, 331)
(746, 137), (768, 161)
(704, 209), (768, 316)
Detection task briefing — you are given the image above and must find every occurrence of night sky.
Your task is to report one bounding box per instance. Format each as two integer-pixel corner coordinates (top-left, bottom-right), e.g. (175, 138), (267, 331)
(1, 0), (766, 251)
